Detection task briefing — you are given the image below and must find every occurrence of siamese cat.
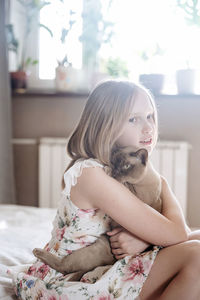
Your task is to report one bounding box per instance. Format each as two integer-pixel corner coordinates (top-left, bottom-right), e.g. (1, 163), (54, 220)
(33, 146), (162, 280)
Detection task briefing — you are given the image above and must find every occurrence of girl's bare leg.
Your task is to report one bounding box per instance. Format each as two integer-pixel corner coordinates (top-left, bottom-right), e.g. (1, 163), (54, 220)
(139, 240), (200, 300)
(188, 229), (200, 240)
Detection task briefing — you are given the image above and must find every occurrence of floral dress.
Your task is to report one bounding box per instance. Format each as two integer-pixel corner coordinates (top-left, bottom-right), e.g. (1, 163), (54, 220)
(11, 158), (161, 300)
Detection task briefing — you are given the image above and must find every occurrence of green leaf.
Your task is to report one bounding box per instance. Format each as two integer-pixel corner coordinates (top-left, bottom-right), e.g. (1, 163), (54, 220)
(25, 57), (32, 66)
(39, 23), (53, 37)
(5, 24), (19, 53)
(61, 28), (69, 43)
(32, 60), (39, 65)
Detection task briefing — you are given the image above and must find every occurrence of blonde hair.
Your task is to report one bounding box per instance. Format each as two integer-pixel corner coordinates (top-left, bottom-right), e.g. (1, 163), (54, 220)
(62, 80), (158, 188)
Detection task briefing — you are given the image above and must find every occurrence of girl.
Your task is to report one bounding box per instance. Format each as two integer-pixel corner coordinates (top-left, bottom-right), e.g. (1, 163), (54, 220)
(13, 80), (200, 300)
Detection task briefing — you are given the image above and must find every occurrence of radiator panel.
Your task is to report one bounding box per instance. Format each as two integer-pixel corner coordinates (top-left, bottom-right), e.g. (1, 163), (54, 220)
(150, 141), (190, 216)
(39, 138), (71, 208)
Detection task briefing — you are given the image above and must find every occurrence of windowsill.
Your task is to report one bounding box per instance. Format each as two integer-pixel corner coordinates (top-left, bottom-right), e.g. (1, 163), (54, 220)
(155, 93), (200, 98)
(11, 88), (200, 98)
(12, 88), (89, 97)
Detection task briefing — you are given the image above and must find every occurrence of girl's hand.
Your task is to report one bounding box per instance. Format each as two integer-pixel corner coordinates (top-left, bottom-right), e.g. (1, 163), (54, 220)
(107, 227), (151, 260)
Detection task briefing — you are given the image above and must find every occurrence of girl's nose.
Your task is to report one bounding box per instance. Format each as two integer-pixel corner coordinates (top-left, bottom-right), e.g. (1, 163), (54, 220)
(142, 121), (153, 134)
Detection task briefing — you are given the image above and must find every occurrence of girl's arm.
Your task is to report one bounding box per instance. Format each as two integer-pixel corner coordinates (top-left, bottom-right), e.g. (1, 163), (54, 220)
(107, 175), (190, 258)
(76, 167), (188, 247)
(160, 176), (189, 235)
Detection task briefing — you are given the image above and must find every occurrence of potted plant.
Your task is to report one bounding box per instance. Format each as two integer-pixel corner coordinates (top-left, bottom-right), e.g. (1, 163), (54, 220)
(138, 43), (165, 95)
(90, 56), (129, 89)
(176, 62), (196, 94)
(104, 56), (129, 79)
(54, 9), (79, 91)
(6, 0), (52, 91)
(175, 0), (200, 94)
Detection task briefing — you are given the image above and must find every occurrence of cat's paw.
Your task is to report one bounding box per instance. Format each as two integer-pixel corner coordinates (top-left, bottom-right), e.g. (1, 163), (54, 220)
(33, 248), (44, 259)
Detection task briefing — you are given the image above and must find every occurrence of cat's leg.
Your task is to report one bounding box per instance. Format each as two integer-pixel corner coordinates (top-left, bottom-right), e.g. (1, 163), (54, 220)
(33, 248), (67, 273)
(33, 248), (86, 280)
(60, 235), (116, 273)
(33, 235), (115, 275)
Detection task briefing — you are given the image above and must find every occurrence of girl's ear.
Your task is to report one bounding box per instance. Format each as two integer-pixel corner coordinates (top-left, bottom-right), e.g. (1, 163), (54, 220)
(136, 149), (148, 165)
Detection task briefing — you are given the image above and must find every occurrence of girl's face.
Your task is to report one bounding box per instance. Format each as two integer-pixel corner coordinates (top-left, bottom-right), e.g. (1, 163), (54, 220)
(116, 91), (157, 155)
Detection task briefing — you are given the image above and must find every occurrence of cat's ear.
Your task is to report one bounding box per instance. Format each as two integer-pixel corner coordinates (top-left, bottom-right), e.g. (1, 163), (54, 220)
(110, 148), (119, 163)
(110, 147), (120, 161)
(110, 147), (125, 164)
(110, 148), (128, 179)
(136, 149), (148, 165)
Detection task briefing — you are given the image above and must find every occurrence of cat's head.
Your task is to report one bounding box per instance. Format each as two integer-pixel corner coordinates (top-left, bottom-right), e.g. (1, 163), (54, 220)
(110, 146), (148, 184)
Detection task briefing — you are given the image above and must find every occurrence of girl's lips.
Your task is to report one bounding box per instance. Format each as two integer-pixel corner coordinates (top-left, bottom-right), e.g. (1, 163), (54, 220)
(140, 138), (152, 145)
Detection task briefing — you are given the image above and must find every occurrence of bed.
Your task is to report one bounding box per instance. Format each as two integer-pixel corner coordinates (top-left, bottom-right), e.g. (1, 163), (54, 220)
(0, 204), (56, 300)
(1, 204), (198, 300)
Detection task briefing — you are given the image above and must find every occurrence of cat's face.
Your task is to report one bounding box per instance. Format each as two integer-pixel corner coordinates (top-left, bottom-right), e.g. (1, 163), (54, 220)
(111, 146), (148, 184)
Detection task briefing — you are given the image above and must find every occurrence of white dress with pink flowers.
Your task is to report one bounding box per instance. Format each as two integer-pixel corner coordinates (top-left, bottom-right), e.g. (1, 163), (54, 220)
(12, 158), (160, 300)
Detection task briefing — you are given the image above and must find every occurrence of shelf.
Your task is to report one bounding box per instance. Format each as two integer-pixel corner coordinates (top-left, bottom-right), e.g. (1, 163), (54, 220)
(12, 88), (89, 97)
(11, 88), (200, 99)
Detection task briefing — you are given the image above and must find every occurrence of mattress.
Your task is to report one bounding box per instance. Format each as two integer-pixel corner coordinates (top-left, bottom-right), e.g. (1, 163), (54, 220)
(0, 204), (56, 300)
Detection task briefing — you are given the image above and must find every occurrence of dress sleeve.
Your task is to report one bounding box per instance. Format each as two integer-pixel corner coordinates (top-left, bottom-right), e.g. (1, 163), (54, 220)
(62, 158), (104, 197)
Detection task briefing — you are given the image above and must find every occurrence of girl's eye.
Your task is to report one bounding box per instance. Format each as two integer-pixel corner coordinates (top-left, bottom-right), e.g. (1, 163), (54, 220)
(129, 117), (137, 123)
(147, 114), (154, 120)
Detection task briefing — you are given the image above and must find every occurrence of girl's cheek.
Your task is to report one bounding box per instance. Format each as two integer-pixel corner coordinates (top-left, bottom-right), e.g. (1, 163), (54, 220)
(129, 126), (139, 135)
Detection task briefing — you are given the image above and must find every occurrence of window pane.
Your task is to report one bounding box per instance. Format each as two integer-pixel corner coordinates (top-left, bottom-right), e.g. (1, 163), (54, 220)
(100, 0), (200, 73)
(39, 0), (82, 79)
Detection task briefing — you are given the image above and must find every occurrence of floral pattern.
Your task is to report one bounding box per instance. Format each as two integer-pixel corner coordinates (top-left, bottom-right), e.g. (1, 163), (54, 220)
(13, 158), (161, 300)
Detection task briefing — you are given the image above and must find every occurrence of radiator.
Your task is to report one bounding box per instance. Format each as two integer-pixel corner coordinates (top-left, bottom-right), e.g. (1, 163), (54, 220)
(150, 141), (190, 217)
(38, 138), (71, 209)
(38, 138), (190, 216)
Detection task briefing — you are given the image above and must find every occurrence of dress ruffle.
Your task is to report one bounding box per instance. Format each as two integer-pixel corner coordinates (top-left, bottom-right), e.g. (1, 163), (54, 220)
(62, 158), (104, 197)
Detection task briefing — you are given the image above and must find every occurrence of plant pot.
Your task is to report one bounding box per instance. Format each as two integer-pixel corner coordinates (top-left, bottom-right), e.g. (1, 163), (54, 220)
(10, 71), (28, 91)
(55, 65), (79, 91)
(176, 69), (196, 94)
(139, 74), (164, 95)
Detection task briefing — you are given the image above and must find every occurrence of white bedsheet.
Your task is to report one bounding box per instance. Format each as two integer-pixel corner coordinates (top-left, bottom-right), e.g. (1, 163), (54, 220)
(0, 204), (56, 300)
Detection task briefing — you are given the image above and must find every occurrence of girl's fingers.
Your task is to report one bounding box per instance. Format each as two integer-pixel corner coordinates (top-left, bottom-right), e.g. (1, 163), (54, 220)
(110, 241), (119, 249)
(112, 248), (124, 255)
(106, 227), (122, 236)
(109, 235), (119, 243)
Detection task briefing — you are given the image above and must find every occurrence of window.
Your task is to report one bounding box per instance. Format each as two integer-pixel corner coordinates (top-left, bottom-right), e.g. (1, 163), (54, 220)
(36, 0), (200, 92)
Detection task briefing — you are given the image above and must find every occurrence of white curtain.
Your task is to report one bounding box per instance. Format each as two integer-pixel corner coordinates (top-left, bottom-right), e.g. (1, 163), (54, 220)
(0, 0), (16, 204)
